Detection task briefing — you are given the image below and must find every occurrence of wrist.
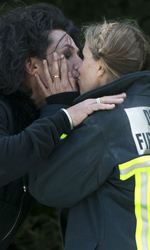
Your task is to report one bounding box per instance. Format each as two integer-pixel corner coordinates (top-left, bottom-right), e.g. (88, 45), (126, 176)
(61, 108), (74, 130)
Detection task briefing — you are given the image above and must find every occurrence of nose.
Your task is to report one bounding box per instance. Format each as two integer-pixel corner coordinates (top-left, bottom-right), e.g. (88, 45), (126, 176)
(74, 56), (82, 69)
(72, 56), (82, 78)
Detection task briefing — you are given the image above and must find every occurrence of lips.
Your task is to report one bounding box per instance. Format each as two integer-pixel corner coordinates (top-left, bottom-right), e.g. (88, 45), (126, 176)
(76, 76), (80, 83)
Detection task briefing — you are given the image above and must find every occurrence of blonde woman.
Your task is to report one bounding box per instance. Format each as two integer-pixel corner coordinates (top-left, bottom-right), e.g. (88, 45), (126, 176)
(29, 20), (150, 250)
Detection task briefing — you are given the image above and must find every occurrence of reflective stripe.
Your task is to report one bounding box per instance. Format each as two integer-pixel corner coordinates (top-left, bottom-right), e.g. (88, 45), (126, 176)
(60, 134), (67, 139)
(119, 156), (150, 250)
(119, 155), (150, 180)
(135, 173), (142, 250)
(141, 173), (148, 250)
(147, 174), (150, 250)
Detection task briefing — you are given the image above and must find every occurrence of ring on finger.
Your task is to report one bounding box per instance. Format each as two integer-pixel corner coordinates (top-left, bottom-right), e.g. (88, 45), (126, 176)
(96, 98), (101, 104)
(53, 75), (59, 78)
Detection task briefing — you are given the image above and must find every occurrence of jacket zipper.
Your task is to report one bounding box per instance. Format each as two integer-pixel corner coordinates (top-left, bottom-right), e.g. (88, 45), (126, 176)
(0, 183), (27, 243)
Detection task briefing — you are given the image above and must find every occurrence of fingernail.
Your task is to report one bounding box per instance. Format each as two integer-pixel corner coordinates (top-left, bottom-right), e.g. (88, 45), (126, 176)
(68, 72), (73, 78)
(60, 54), (64, 59)
(53, 52), (57, 59)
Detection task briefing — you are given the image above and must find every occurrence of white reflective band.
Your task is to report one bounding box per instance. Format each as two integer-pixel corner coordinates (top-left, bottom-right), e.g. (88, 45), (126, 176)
(119, 156), (150, 180)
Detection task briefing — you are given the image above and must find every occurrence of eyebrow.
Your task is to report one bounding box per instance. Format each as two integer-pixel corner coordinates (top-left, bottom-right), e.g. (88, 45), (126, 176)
(63, 44), (79, 53)
(47, 41), (79, 57)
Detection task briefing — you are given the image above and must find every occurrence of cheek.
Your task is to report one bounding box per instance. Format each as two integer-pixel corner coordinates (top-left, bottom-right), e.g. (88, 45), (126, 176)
(66, 60), (72, 72)
(80, 63), (88, 75)
(74, 56), (82, 67)
(67, 57), (82, 72)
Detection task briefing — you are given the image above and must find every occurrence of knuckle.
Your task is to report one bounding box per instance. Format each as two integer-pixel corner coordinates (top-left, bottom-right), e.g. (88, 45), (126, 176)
(55, 84), (60, 91)
(62, 80), (67, 87)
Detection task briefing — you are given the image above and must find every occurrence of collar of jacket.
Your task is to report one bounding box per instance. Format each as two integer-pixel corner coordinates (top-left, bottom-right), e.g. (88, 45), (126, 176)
(74, 71), (150, 104)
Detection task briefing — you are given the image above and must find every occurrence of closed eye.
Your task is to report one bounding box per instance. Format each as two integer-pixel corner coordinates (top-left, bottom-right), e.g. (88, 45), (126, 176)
(62, 49), (71, 59)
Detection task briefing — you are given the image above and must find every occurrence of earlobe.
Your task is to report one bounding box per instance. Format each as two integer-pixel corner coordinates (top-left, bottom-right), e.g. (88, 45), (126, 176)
(97, 66), (105, 77)
(24, 57), (40, 75)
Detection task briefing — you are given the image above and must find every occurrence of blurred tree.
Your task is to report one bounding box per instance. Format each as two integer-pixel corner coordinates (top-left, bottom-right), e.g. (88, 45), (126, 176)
(1, 0), (150, 35)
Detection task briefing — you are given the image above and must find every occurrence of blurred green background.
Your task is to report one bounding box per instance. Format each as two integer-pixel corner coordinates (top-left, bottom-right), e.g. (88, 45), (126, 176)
(1, 0), (150, 35)
(2, 0), (150, 249)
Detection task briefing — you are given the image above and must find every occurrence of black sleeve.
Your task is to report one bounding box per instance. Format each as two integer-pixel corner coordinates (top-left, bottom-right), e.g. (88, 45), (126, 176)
(40, 92), (80, 118)
(46, 92), (80, 105)
(40, 104), (70, 118)
(0, 103), (71, 187)
(29, 118), (116, 208)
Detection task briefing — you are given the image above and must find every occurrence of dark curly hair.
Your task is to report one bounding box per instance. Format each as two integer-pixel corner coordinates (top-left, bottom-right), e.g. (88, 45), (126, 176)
(0, 3), (81, 94)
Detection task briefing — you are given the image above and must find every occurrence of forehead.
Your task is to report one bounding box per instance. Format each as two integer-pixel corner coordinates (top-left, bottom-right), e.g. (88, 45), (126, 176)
(83, 42), (90, 53)
(83, 42), (93, 56)
(49, 29), (78, 52)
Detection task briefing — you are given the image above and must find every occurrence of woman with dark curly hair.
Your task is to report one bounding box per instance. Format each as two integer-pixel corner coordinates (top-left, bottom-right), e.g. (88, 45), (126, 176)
(0, 3), (125, 249)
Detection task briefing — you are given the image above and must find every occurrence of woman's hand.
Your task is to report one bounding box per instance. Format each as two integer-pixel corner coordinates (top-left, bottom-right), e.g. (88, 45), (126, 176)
(66, 93), (126, 127)
(34, 52), (78, 98)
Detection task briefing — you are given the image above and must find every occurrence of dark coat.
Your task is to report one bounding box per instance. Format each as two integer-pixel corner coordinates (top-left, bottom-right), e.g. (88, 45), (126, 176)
(29, 71), (150, 250)
(0, 92), (72, 249)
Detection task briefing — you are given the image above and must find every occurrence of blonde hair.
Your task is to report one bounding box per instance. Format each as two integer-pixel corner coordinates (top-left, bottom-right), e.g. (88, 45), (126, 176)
(83, 20), (150, 81)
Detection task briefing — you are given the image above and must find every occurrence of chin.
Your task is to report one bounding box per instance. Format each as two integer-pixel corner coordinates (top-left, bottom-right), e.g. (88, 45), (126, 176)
(80, 89), (84, 95)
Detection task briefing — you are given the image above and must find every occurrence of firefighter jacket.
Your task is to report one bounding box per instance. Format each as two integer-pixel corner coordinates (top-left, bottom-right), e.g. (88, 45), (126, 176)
(29, 71), (150, 250)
